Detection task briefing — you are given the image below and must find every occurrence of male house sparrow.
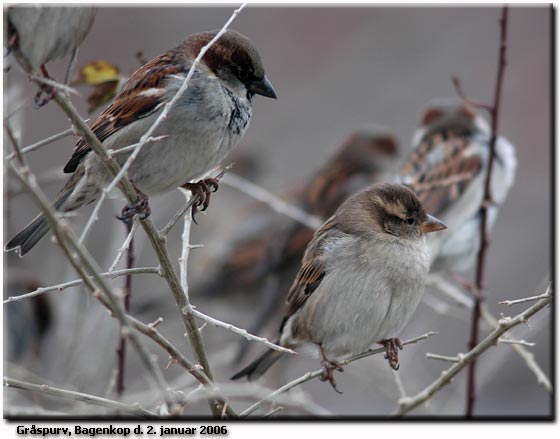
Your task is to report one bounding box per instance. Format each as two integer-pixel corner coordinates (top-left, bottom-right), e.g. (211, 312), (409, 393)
(6, 29), (276, 256)
(232, 183), (446, 391)
(400, 98), (517, 273)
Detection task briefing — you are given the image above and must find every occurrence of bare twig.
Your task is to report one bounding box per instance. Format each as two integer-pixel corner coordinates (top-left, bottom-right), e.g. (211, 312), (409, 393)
(393, 370), (408, 400)
(497, 338), (536, 347)
(428, 275), (551, 391)
(4, 123), (24, 165)
(499, 288), (552, 307)
(464, 6), (509, 417)
(3, 267), (160, 304)
(7, 160), (171, 406)
(480, 304), (551, 391)
(179, 190), (195, 311)
(79, 191), (107, 243)
(116, 220), (136, 397)
(173, 183), (225, 416)
(240, 332), (437, 417)
(425, 353), (464, 364)
(221, 173), (323, 230)
(107, 135), (168, 156)
(179, 382), (329, 416)
(263, 406), (284, 417)
(30, 72), (80, 95)
(187, 307), (296, 355)
(4, 377), (157, 417)
(395, 288), (551, 416)
(108, 218), (140, 273)
(127, 316), (237, 418)
(4, 123), (85, 161)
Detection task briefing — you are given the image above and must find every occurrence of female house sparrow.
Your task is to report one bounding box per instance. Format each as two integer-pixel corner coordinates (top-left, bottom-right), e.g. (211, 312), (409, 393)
(6, 6), (97, 71)
(196, 129), (399, 364)
(401, 98), (517, 273)
(5, 29), (276, 256)
(232, 183), (446, 391)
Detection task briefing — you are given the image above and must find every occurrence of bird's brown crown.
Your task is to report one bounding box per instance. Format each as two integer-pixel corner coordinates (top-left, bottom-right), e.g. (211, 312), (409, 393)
(419, 97), (478, 133)
(183, 29), (266, 83)
(338, 183), (432, 240)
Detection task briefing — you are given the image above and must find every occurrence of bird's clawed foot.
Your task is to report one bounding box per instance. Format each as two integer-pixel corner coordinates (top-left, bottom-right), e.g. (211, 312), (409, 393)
(34, 65), (57, 107)
(182, 178), (219, 224)
(381, 338), (403, 370)
(117, 185), (151, 223)
(318, 345), (344, 394)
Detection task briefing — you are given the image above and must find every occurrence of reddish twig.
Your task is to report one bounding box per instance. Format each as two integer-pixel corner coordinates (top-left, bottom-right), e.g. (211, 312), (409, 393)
(464, 6), (509, 417)
(116, 221), (135, 397)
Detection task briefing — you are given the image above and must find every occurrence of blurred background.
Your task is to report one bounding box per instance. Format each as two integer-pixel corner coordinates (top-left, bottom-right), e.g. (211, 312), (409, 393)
(3, 6), (552, 417)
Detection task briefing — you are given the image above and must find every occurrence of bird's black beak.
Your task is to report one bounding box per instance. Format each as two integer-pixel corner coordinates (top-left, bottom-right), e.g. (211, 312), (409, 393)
(419, 214), (447, 234)
(249, 76), (277, 99)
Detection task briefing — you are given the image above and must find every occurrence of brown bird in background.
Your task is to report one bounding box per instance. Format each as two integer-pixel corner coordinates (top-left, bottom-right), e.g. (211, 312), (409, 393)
(400, 98), (516, 275)
(194, 127), (400, 363)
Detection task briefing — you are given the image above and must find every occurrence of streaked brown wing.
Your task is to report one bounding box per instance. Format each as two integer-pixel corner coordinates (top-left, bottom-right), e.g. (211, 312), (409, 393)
(402, 129), (484, 216)
(281, 218), (338, 328)
(63, 51), (182, 173)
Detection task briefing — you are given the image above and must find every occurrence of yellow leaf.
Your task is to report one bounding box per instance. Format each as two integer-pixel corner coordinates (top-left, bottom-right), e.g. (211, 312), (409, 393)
(72, 60), (121, 86)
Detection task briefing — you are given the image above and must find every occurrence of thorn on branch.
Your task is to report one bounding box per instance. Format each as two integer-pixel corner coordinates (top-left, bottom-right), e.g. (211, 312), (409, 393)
(148, 317), (164, 329)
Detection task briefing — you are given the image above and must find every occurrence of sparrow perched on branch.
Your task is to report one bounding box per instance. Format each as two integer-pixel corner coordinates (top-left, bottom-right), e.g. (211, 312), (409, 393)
(6, 6), (97, 105)
(194, 129), (400, 364)
(6, 29), (276, 257)
(6, 6), (97, 71)
(400, 98), (517, 274)
(232, 183), (446, 391)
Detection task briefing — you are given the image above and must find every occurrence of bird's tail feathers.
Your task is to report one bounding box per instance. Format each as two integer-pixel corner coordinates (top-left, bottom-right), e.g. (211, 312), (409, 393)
(231, 348), (284, 381)
(5, 186), (73, 257)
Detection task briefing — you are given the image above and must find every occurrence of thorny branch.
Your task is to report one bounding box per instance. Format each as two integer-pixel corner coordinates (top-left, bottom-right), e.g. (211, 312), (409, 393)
(427, 274), (551, 391)
(6, 156), (173, 408)
(24, 4), (249, 416)
(116, 220), (136, 397)
(4, 122), (87, 161)
(4, 377), (157, 418)
(394, 285), (551, 416)
(3, 267), (160, 304)
(240, 332), (437, 417)
(452, 6), (510, 416)
(187, 307), (296, 355)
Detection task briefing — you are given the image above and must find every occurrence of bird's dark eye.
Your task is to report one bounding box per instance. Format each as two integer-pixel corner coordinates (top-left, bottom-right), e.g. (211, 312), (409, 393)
(406, 217), (415, 225)
(236, 67), (251, 81)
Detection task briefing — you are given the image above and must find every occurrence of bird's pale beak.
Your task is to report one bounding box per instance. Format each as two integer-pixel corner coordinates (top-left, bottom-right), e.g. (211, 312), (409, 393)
(419, 214), (447, 234)
(249, 76), (277, 99)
